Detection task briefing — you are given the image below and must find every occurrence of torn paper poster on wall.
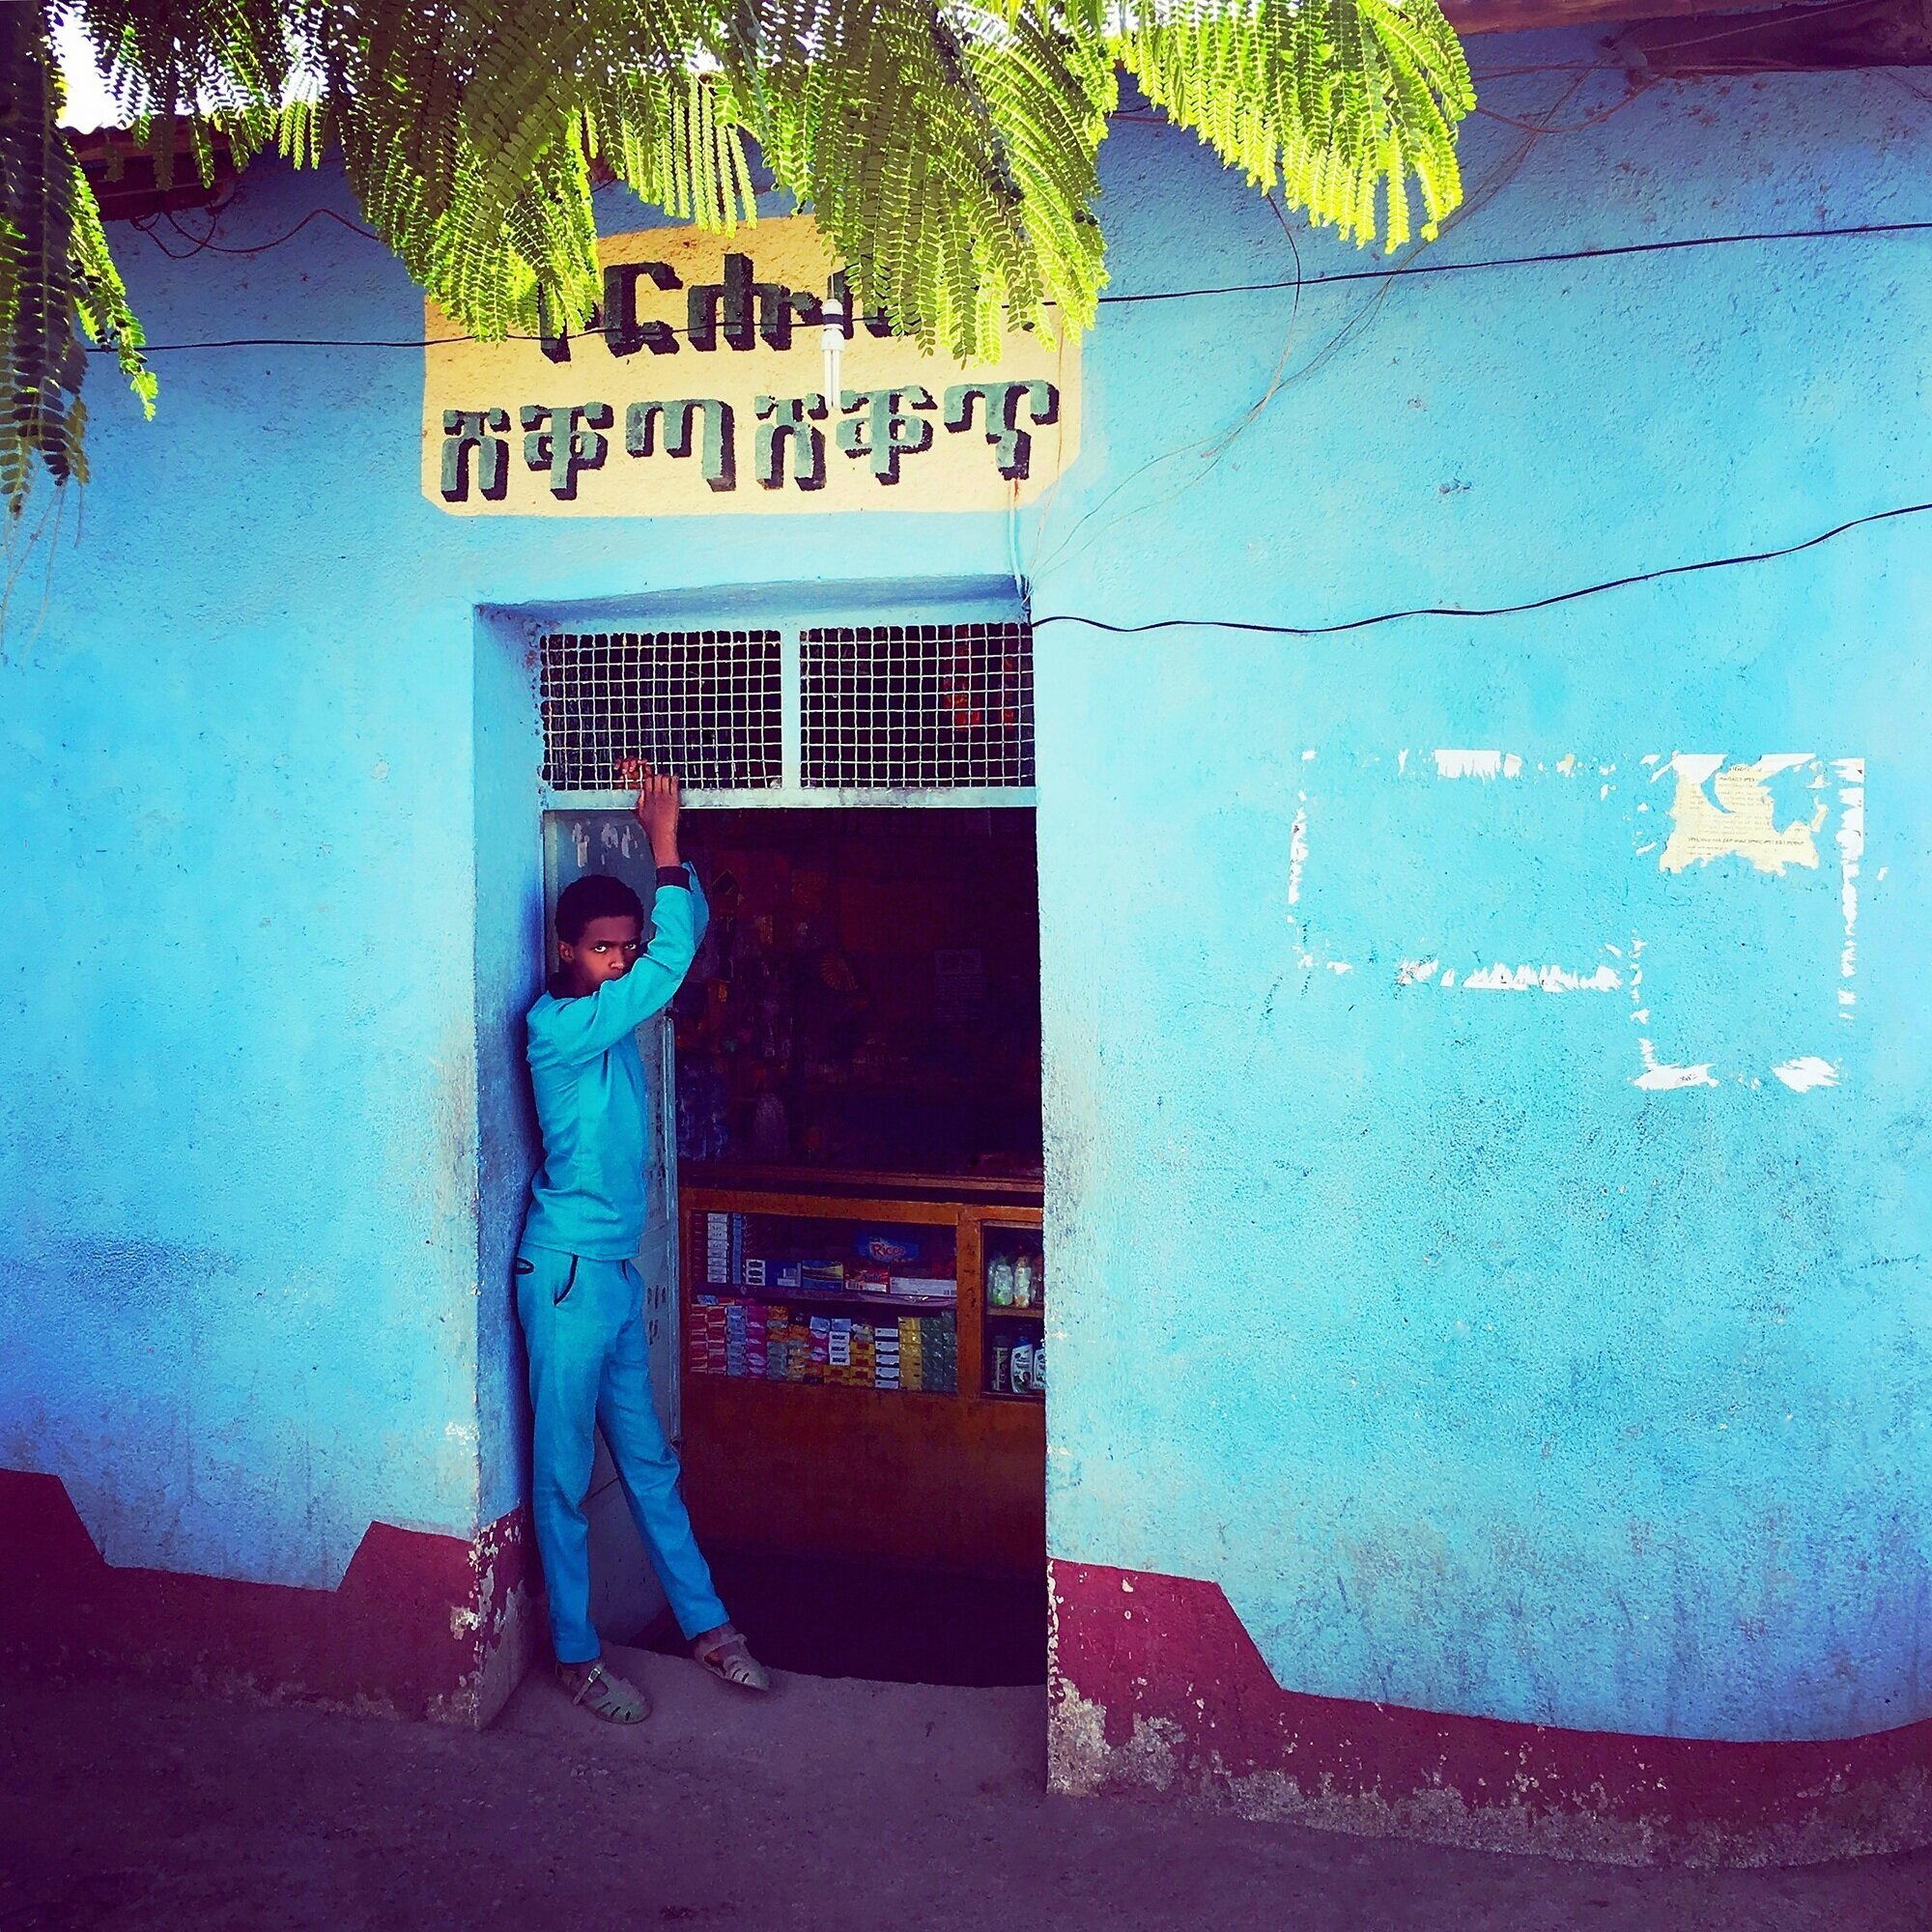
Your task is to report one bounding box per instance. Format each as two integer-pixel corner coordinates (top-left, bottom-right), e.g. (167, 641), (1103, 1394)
(1282, 746), (1866, 1096)
(1659, 754), (1825, 876)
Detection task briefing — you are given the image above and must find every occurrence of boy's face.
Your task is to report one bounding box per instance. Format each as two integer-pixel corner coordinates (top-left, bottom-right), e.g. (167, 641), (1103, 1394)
(557, 914), (644, 994)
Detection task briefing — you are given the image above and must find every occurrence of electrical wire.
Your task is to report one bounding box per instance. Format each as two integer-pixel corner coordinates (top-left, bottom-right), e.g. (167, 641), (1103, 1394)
(84, 215), (1932, 356)
(1471, 82), (1655, 135)
(131, 204), (382, 261)
(1469, 71), (1662, 136)
(1030, 67), (1594, 579)
(1029, 499), (1932, 639)
(1027, 190), (1306, 577)
(1089, 217), (1932, 311)
(173, 205), (383, 254)
(1632, 0), (1875, 55)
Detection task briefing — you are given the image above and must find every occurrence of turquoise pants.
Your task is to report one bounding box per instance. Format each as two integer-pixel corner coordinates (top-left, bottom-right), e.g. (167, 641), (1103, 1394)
(516, 1245), (727, 1663)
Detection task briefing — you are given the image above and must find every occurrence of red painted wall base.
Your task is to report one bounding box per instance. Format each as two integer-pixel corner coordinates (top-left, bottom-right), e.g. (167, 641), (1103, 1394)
(1049, 1560), (1932, 1867)
(0, 1469), (538, 1726)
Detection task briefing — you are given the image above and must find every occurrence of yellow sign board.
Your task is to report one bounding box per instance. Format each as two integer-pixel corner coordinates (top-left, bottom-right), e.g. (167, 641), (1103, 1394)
(422, 217), (1079, 517)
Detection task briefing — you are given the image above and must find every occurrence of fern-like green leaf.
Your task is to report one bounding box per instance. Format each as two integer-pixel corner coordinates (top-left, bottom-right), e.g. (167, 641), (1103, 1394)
(5, 0), (1475, 506)
(1111, 0), (1472, 250)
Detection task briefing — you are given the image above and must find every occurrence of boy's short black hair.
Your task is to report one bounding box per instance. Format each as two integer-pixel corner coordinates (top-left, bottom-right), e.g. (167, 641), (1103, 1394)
(554, 873), (644, 945)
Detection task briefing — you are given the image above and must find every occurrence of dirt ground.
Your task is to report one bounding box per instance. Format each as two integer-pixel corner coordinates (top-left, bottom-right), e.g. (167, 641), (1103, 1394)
(4, 1647), (1930, 1932)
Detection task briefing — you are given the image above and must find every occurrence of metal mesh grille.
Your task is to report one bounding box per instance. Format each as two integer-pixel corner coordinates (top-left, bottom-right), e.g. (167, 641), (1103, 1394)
(539, 631), (782, 791)
(799, 622), (1034, 790)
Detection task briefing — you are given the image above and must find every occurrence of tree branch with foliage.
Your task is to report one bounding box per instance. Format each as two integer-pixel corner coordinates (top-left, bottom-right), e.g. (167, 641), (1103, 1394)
(1, 0), (1472, 515)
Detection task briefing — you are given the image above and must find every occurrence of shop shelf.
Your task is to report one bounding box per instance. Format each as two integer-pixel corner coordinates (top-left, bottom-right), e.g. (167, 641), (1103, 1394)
(695, 1281), (957, 1315)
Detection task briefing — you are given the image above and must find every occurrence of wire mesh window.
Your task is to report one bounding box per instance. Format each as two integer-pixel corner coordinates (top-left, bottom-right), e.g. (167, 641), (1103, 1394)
(799, 622), (1035, 790)
(539, 630), (782, 791)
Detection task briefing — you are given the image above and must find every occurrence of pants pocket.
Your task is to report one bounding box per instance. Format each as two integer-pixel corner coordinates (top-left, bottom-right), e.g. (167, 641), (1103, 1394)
(514, 1249), (577, 1321)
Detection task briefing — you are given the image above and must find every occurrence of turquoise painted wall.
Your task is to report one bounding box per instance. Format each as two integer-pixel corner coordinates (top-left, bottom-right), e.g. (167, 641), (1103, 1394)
(2, 38), (1925, 1740)
(1034, 55), (1932, 1742)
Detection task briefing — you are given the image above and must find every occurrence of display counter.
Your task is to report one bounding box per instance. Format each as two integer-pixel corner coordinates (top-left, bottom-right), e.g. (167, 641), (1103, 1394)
(678, 1167), (1045, 1577)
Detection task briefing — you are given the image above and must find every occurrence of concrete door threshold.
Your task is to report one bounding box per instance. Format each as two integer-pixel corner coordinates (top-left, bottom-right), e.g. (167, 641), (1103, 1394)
(498, 1637), (1047, 1800)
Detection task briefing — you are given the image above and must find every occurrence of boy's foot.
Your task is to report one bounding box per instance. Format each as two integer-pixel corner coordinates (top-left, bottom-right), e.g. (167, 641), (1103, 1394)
(692, 1623), (771, 1693)
(556, 1658), (652, 1723)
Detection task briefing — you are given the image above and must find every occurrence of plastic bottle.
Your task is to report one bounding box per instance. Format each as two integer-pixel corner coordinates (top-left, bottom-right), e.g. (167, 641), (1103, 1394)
(1012, 1252), (1036, 1310)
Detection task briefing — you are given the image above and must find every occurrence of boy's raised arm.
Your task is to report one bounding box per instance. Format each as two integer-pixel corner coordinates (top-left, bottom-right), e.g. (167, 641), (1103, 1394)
(529, 766), (703, 1069)
(528, 878), (699, 1068)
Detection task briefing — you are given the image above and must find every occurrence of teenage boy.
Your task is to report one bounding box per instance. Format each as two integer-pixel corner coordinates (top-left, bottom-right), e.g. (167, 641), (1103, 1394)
(518, 763), (768, 1721)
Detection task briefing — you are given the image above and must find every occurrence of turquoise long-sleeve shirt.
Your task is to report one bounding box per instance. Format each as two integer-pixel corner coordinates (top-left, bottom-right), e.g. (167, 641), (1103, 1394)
(521, 865), (709, 1260)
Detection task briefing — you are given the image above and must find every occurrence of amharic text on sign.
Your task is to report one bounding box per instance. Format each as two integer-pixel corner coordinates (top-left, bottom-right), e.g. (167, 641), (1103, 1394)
(421, 218), (1079, 517)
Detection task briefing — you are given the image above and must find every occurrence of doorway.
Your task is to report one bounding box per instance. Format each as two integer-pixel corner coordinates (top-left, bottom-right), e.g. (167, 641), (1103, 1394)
(531, 602), (1047, 1689)
(670, 806), (1044, 1685)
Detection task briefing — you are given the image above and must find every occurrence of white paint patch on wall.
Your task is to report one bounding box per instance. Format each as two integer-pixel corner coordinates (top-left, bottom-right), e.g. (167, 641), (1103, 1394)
(1463, 963), (1622, 993)
(1772, 1056), (1840, 1093)
(1339, 756), (1861, 1094)
(1834, 757), (1864, 1022)
(1394, 958), (1620, 992)
(1434, 750), (1523, 781)
(1658, 753), (1825, 876)
(1288, 800), (1308, 907)
(1634, 1037), (1719, 1091)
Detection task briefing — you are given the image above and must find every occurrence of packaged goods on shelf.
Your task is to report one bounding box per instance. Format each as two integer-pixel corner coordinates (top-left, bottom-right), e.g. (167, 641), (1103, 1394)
(849, 1265), (892, 1297)
(890, 1276), (956, 1303)
(838, 1325), (874, 1388)
(688, 1288), (956, 1392)
(919, 1313), (957, 1394)
(767, 1311), (801, 1382)
(853, 1230), (922, 1266)
(800, 1263), (845, 1292)
(700, 1210), (756, 1285)
(687, 1295), (729, 1377)
(983, 1318), (1045, 1399)
(1011, 1251), (1039, 1309)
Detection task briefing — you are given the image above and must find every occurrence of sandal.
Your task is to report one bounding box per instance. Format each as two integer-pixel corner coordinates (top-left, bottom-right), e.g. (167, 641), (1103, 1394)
(692, 1625), (771, 1693)
(557, 1658), (652, 1723)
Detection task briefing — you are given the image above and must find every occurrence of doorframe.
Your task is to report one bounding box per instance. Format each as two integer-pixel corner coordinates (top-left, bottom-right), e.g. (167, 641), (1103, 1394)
(517, 571), (1040, 1440)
